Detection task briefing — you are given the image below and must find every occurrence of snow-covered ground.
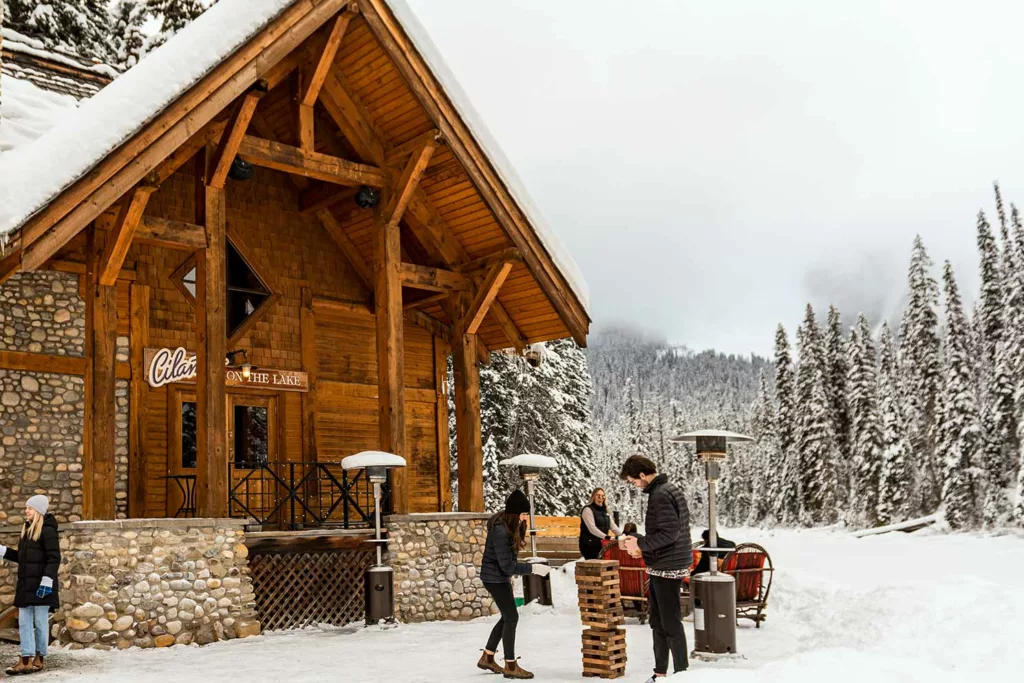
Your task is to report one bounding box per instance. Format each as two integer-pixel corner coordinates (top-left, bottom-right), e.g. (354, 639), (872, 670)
(26, 527), (1024, 682)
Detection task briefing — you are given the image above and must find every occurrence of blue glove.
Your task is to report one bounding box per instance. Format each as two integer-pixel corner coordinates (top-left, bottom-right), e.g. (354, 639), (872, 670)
(36, 576), (52, 599)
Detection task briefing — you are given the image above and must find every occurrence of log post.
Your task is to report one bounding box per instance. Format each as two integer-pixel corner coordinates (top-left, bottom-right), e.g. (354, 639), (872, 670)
(374, 189), (409, 514)
(195, 153), (229, 518)
(434, 336), (452, 512)
(128, 283), (150, 517)
(451, 292), (483, 512)
(84, 226), (119, 519)
(300, 287), (318, 459)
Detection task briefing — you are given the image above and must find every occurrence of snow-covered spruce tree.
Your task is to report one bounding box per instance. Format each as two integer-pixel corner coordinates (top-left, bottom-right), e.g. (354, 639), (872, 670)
(6, 0), (110, 61)
(846, 314), (882, 526)
(899, 236), (943, 515)
(976, 211), (1003, 371)
(144, 0), (214, 49)
(108, 0), (149, 71)
(772, 325), (798, 523)
(1011, 205), (1024, 526)
(796, 305), (839, 525)
(940, 262), (982, 530)
(876, 323), (912, 525)
(749, 370), (780, 524)
(824, 305), (851, 506)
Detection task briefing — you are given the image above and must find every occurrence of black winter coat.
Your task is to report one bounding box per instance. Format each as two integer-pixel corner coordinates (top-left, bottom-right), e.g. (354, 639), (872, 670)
(4, 514), (61, 611)
(638, 474), (692, 572)
(480, 515), (533, 584)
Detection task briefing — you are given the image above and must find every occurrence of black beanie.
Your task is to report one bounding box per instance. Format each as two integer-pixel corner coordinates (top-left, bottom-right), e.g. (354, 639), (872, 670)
(504, 489), (530, 515)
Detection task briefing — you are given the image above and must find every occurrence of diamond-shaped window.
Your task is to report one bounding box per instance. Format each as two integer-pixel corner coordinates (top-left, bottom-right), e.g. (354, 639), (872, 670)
(172, 237), (278, 344)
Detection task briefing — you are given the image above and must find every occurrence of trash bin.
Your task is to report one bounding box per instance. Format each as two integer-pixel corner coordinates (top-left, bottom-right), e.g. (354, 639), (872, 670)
(523, 558), (552, 606)
(690, 573), (736, 654)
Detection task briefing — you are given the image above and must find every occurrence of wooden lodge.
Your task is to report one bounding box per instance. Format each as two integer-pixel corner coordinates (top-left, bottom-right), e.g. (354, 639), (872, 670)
(0, 0), (591, 532)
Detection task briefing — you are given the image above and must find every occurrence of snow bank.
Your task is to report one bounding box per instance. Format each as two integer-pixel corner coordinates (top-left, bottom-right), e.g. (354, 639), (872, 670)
(27, 527), (1024, 682)
(382, 0), (590, 312)
(0, 76), (80, 154)
(0, 0), (294, 236)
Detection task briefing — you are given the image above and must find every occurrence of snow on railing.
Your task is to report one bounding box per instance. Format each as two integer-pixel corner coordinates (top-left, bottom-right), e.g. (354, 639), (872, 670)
(852, 513), (940, 538)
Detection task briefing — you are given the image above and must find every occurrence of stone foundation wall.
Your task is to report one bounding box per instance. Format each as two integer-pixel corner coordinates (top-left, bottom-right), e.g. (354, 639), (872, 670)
(0, 271), (130, 521)
(386, 513), (498, 623)
(0, 519), (260, 650)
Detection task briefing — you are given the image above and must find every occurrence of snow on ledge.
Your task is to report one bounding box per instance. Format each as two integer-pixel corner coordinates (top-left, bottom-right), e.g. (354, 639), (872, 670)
(0, 0), (295, 238)
(500, 453), (558, 469)
(851, 513), (941, 538)
(384, 0), (590, 312)
(1, 28), (120, 79)
(341, 451), (407, 470)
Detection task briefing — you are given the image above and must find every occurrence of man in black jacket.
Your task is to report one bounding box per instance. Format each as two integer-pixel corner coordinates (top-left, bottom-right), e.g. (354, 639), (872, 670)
(620, 455), (691, 679)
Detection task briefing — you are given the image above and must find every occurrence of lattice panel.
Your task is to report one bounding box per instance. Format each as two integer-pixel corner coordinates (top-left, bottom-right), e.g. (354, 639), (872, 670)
(248, 550), (374, 631)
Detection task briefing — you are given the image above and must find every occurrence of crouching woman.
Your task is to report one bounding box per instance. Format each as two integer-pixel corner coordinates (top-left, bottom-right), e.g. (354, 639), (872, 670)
(1, 495), (60, 675)
(477, 490), (550, 679)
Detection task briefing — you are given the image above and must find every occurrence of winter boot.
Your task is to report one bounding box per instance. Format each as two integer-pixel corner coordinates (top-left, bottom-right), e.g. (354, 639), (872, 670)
(31, 654), (44, 672)
(477, 651), (502, 674)
(6, 656), (35, 675)
(502, 658), (534, 680)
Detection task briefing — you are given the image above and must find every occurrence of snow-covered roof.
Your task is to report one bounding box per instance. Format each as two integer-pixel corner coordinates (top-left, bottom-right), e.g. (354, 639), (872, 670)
(341, 451), (407, 470)
(0, 0), (294, 239)
(0, 73), (80, 154)
(0, 0), (589, 317)
(2, 28), (119, 80)
(354, 0), (590, 312)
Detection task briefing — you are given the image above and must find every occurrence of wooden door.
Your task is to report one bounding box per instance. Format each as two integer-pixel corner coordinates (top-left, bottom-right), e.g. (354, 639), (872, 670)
(228, 393), (279, 522)
(167, 387), (199, 517)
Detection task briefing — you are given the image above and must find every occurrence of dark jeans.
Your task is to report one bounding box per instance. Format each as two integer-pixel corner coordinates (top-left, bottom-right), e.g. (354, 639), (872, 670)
(648, 575), (688, 674)
(579, 536), (604, 560)
(483, 580), (519, 660)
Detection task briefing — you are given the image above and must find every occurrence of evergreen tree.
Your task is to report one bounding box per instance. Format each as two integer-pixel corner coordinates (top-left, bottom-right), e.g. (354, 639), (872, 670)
(6, 0), (110, 61)
(824, 305), (851, 505)
(751, 370), (781, 524)
(940, 262), (981, 529)
(846, 314), (882, 525)
(108, 0), (150, 70)
(976, 211), (1003, 370)
(773, 325), (799, 523)
(899, 236), (943, 514)
(877, 323), (912, 525)
(797, 305), (839, 524)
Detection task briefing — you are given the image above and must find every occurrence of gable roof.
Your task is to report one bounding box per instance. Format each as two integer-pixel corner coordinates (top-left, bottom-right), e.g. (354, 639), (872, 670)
(0, 0), (589, 345)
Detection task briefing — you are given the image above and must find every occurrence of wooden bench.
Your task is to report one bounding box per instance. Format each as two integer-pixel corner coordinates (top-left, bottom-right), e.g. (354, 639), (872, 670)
(518, 516), (580, 567)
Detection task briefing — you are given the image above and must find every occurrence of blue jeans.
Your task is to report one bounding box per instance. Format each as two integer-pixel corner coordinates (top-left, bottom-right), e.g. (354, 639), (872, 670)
(19, 606), (49, 657)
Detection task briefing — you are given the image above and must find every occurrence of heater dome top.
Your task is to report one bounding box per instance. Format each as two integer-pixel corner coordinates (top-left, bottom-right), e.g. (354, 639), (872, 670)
(341, 451), (407, 470)
(500, 453), (558, 469)
(668, 429), (754, 444)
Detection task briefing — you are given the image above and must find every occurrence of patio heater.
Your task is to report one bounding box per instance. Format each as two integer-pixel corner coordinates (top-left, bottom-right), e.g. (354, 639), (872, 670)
(341, 450), (407, 626)
(669, 429), (753, 659)
(499, 453), (557, 606)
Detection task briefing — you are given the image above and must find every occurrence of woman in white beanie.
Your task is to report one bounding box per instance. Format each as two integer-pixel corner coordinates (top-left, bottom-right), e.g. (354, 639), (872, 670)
(0, 495), (60, 675)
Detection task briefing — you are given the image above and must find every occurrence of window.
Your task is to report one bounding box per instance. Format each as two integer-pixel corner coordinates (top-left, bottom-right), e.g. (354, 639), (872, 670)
(233, 404), (269, 468)
(181, 401), (197, 470)
(171, 234), (278, 344)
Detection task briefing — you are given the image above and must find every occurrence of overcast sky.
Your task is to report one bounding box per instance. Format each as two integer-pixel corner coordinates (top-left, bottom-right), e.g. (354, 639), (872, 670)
(404, 0), (1024, 356)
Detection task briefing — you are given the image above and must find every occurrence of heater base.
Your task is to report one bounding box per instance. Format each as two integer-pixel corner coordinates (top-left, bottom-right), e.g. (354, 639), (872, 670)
(365, 565), (395, 626)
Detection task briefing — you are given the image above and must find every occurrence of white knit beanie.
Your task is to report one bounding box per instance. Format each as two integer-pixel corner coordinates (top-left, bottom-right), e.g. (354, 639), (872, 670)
(26, 495), (49, 516)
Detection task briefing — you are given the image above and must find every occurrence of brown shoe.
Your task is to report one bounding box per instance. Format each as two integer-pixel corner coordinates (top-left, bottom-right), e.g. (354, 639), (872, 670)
(477, 651), (503, 674)
(6, 656), (35, 675)
(31, 654), (44, 672)
(503, 658), (534, 680)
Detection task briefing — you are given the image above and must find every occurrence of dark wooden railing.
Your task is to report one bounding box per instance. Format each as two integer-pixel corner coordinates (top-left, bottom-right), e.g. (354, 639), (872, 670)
(229, 461), (388, 531)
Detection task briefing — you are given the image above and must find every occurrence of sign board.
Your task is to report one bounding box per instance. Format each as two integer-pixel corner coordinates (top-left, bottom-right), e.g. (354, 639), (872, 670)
(145, 347), (309, 392)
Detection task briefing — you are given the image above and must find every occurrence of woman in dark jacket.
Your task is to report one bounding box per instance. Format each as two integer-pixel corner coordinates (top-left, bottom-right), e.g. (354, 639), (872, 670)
(1, 495), (60, 675)
(578, 488), (622, 560)
(477, 490), (549, 680)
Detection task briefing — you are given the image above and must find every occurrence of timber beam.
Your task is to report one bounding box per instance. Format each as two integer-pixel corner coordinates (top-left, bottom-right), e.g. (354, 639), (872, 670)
(464, 260), (514, 335)
(136, 216), (208, 251)
(237, 135), (386, 187)
(300, 184), (360, 214)
(209, 82), (267, 189)
(302, 6), (358, 107)
(456, 248), (522, 274)
(319, 67), (528, 351)
(317, 209), (373, 291)
(399, 263), (471, 292)
(97, 182), (158, 286)
(405, 308), (451, 343)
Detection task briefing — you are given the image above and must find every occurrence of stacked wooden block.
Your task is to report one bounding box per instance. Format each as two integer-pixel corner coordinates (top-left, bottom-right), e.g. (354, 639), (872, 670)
(576, 560), (626, 679)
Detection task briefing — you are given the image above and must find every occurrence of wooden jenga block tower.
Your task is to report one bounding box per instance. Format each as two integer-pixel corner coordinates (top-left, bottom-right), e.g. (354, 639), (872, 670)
(576, 560), (626, 679)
